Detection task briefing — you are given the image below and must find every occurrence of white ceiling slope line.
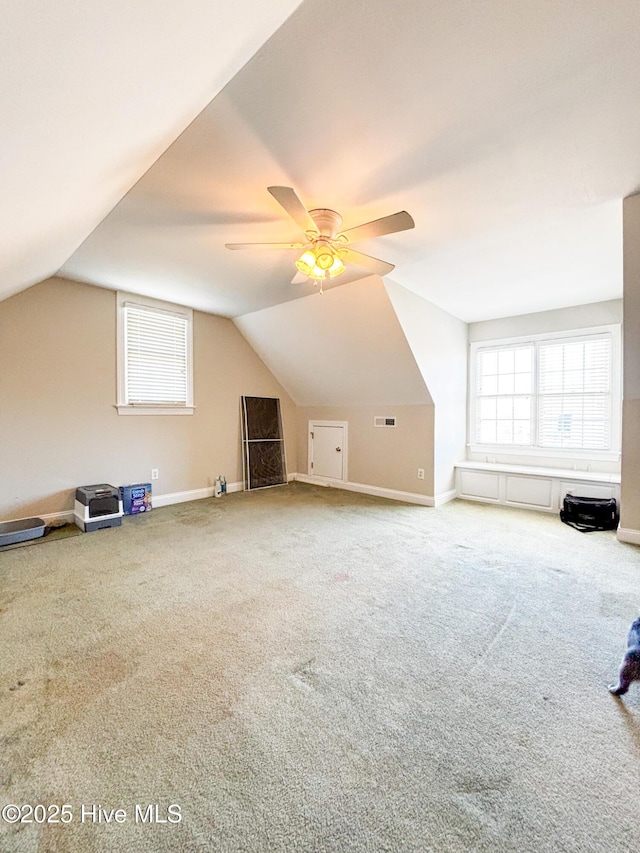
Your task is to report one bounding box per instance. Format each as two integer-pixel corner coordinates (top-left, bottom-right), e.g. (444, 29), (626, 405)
(233, 276), (433, 408)
(0, 0), (303, 303)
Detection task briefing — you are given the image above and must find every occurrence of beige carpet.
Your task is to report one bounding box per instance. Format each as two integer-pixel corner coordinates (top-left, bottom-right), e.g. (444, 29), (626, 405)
(1, 483), (639, 852)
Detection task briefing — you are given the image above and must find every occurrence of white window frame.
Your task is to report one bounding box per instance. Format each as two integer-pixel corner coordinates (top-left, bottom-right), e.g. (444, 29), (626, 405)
(116, 292), (194, 416)
(469, 325), (621, 462)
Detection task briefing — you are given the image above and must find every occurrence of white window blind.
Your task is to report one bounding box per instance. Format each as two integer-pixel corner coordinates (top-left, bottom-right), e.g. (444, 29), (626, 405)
(538, 337), (611, 449)
(123, 304), (189, 406)
(472, 330), (616, 453)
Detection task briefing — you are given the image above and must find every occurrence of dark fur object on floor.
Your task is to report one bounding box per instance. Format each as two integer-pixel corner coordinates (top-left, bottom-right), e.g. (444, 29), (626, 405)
(609, 617), (640, 696)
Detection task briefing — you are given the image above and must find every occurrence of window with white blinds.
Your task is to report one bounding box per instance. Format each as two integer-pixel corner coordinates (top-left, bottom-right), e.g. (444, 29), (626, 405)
(471, 329), (619, 455)
(117, 293), (194, 415)
(538, 337), (611, 449)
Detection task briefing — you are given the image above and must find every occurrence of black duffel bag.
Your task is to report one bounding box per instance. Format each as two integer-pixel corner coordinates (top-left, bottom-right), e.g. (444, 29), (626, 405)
(560, 494), (619, 532)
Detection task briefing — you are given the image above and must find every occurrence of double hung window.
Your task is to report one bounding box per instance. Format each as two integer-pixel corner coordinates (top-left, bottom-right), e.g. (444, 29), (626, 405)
(116, 293), (194, 415)
(471, 328), (619, 457)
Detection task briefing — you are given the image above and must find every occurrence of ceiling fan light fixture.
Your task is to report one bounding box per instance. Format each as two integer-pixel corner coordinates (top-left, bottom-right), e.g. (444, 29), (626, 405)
(295, 245), (346, 280)
(328, 255), (346, 277)
(316, 248), (334, 270)
(295, 249), (317, 276)
(308, 253), (345, 279)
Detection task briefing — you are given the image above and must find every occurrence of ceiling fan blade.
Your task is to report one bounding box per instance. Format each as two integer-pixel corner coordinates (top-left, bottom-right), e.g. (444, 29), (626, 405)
(341, 248), (395, 276)
(339, 210), (414, 244)
(291, 271), (310, 284)
(340, 270), (376, 285)
(267, 186), (318, 234)
(225, 241), (304, 250)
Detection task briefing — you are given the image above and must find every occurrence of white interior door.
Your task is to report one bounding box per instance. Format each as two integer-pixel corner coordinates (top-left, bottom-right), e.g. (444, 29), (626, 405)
(309, 422), (347, 481)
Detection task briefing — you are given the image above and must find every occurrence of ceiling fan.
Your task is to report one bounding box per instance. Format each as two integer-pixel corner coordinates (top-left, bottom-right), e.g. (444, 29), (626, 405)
(225, 186), (415, 292)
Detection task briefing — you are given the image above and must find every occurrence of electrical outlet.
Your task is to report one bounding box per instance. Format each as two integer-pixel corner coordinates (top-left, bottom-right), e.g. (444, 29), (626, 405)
(417, 468), (425, 480)
(151, 468), (159, 480)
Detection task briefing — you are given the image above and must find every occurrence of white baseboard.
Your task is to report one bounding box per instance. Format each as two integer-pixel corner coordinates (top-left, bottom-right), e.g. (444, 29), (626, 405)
(153, 487), (214, 508)
(40, 510), (75, 527)
(293, 473), (434, 506)
(434, 488), (458, 507)
(21, 474), (433, 525)
(23, 483), (245, 525)
(153, 481), (244, 508)
(617, 527), (640, 545)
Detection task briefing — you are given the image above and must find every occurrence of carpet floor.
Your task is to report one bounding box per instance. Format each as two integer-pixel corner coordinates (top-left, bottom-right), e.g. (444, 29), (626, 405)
(1, 483), (639, 852)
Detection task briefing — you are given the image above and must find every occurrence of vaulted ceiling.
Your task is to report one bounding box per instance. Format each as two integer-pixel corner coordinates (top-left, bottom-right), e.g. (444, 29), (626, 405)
(5, 0), (640, 322)
(1, 0), (302, 302)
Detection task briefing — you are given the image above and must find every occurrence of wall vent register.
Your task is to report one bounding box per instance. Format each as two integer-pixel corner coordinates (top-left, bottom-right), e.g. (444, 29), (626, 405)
(374, 416), (397, 428)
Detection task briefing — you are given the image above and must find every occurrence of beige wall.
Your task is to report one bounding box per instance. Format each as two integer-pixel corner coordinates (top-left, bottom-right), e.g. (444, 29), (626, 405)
(297, 405), (435, 497)
(621, 195), (640, 533)
(0, 277), (297, 520)
(235, 278), (436, 497)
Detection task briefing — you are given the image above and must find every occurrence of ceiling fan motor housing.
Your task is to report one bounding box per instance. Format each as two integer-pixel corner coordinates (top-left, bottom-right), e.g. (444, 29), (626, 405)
(308, 208), (343, 240)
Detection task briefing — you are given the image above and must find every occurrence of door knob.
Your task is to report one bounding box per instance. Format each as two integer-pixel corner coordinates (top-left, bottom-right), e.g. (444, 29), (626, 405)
(336, 447), (342, 452)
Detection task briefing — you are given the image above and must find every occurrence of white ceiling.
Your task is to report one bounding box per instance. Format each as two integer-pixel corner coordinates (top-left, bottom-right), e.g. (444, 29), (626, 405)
(0, 0), (302, 302)
(6, 0), (640, 322)
(235, 276), (433, 407)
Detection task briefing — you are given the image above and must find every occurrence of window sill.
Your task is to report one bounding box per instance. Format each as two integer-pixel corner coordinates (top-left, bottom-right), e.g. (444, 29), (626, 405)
(456, 460), (621, 485)
(116, 405), (195, 416)
(469, 444), (620, 464)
